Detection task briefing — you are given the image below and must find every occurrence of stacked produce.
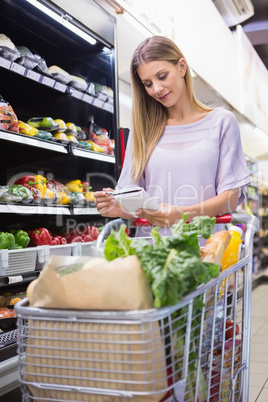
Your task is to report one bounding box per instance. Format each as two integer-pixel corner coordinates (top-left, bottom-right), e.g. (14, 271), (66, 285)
(0, 175), (95, 205)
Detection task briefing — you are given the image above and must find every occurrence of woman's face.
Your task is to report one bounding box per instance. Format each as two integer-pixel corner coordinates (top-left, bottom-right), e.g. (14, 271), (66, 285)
(137, 59), (187, 108)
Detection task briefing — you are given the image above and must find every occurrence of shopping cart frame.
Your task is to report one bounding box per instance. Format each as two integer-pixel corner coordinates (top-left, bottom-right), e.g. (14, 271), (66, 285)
(15, 212), (259, 402)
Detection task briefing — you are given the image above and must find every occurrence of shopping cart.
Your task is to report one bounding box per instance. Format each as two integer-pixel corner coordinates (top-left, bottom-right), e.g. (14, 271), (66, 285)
(15, 212), (259, 402)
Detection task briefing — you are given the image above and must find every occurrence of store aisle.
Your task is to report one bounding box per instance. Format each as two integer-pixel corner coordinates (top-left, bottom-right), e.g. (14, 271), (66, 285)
(249, 282), (268, 401)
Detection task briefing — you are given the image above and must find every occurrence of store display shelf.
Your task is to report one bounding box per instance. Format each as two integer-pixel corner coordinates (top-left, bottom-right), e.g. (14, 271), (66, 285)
(0, 130), (115, 162)
(0, 203), (99, 216)
(72, 147), (115, 163)
(0, 56), (114, 114)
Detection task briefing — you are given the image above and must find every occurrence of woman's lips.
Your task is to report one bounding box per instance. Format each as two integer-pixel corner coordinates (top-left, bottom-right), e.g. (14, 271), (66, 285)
(159, 92), (170, 101)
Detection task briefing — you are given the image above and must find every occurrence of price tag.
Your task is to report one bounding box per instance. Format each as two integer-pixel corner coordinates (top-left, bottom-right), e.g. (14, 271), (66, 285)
(0, 56), (11, 69)
(103, 102), (114, 113)
(82, 93), (94, 104)
(54, 81), (67, 93)
(71, 89), (82, 99)
(42, 76), (55, 87)
(27, 69), (41, 82)
(8, 275), (23, 284)
(11, 62), (26, 75)
(93, 98), (104, 109)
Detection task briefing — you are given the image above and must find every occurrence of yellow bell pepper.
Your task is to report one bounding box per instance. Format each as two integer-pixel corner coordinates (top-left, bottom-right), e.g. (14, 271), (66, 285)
(18, 121), (38, 136)
(84, 191), (95, 202)
(45, 188), (55, 199)
(57, 191), (70, 205)
(87, 140), (103, 153)
(34, 175), (47, 198)
(65, 180), (83, 193)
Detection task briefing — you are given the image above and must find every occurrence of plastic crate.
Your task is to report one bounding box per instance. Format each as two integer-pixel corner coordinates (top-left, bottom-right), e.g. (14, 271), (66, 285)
(0, 247), (39, 276)
(36, 244), (78, 271)
(75, 241), (98, 257)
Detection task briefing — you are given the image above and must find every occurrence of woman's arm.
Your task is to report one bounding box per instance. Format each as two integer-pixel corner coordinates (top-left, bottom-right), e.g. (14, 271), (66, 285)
(135, 188), (240, 227)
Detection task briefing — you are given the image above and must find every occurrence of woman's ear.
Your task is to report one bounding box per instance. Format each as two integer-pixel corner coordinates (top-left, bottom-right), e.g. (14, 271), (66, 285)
(178, 58), (187, 77)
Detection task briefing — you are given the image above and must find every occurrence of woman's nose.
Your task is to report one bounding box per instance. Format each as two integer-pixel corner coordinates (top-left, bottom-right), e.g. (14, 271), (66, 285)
(153, 81), (163, 94)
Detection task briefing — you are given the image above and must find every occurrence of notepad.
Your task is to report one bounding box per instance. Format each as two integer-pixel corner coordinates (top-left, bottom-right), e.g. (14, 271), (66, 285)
(108, 187), (159, 217)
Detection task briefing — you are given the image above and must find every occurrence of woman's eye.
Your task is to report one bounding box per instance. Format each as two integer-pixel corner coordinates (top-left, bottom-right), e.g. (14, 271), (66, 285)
(159, 74), (167, 80)
(144, 82), (152, 88)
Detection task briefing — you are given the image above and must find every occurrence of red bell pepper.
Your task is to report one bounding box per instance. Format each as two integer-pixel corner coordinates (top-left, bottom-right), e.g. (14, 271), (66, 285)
(52, 235), (67, 245)
(14, 175), (38, 189)
(82, 234), (93, 242)
(51, 237), (60, 246)
(81, 181), (91, 192)
(67, 234), (83, 243)
(29, 228), (52, 246)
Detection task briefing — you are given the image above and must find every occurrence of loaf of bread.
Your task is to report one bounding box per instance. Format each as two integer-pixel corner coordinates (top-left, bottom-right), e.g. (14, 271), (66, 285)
(200, 230), (231, 266)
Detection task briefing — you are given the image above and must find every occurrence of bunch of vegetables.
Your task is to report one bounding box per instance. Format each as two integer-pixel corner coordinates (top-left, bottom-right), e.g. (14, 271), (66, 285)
(104, 214), (220, 400)
(10, 176), (95, 205)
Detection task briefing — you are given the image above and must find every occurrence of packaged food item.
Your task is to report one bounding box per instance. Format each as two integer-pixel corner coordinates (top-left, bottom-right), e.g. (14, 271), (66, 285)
(69, 75), (87, 91)
(18, 120), (38, 136)
(34, 131), (52, 140)
(16, 46), (39, 69)
(54, 119), (67, 132)
(0, 34), (20, 61)
(221, 225), (243, 270)
(48, 65), (71, 84)
(27, 117), (59, 131)
(52, 132), (69, 143)
(0, 95), (19, 132)
(65, 122), (77, 135)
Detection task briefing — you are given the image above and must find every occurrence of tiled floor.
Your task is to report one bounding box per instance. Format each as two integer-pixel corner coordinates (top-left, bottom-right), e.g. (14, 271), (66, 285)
(249, 282), (268, 401)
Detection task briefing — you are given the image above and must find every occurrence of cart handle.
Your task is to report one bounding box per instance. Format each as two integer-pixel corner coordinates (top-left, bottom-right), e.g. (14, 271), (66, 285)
(132, 214), (232, 227)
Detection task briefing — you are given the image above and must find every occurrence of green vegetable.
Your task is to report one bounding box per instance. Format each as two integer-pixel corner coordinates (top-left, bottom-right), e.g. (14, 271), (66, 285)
(3, 232), (15, 249)
(0, 232), (6, 249)
(69, 192), (86, 204)
(8, 185), (33, 200)
(14, 244), (23, 249)
(12, 230), (30, 248)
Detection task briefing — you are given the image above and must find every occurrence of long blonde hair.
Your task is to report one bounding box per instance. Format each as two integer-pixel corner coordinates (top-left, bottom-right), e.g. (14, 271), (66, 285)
(130, 35), (211, 182)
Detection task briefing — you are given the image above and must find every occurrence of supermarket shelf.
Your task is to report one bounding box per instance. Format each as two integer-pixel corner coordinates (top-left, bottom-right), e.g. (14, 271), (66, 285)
(0, 203), (99, 215)
(0, 131), (68, 154)
(0, 130), (115, 163)
(0, 57), (114, 114)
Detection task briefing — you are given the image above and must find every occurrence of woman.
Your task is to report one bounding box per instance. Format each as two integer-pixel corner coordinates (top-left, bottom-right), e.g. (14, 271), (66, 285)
(94, 36), (251, 236)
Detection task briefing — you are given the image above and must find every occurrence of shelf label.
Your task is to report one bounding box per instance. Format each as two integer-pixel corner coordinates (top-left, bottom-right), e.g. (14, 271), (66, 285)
(8, 275), (23, 284)
(11, 62), (26, 75)
(82, 93), (94, 104)
(42, 76), (55, 87)
(54, 81), (67, 93)
(93, 98), (104, 109)
(103, 102), (114, 113)
(26, 69), (41, 82)
(71, 89), (83, 99)
(0, 56), (11, 69)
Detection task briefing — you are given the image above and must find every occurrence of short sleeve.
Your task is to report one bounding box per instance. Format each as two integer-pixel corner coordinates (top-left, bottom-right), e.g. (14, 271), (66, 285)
(116, 132), (145, 190)
(216, 112), (251, 205)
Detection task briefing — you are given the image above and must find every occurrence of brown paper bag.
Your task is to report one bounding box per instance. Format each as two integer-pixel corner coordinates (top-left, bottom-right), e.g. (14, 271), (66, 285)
(24, 255), (168, 401)
(25, 318), (168, 401)
(28, 255), (154, 310)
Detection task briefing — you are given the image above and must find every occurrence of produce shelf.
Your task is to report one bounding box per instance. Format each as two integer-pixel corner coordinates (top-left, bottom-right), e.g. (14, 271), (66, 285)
(0, 203), (99, 216)
(0, 56), (114, 114)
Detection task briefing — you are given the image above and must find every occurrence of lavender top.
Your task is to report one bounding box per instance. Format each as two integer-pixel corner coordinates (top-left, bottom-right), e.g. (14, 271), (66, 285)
(117, 107), (251, 237)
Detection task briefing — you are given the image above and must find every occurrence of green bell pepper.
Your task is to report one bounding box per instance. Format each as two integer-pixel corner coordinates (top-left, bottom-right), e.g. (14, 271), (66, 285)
(5, 232), (15, 249)
(12, 230), (30, 248)
(0, 232), (6, 249)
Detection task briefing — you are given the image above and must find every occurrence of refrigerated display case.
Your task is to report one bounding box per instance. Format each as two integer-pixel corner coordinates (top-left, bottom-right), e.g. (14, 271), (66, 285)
(0, 0), (118, 398)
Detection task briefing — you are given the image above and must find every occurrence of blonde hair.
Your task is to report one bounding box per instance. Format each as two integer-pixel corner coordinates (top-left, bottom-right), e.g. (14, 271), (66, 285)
(130, 35), (211, 182)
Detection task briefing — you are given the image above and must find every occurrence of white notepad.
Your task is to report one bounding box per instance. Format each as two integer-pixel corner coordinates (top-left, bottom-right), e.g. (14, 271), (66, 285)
(109, 187), (159, 217)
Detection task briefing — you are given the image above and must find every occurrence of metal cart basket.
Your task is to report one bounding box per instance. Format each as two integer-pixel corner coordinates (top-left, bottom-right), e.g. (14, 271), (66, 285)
(15, 212), (259, 402)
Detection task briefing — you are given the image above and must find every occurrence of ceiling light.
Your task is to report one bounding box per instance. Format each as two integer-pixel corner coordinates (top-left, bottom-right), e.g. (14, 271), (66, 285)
(26, 0), (96, 45)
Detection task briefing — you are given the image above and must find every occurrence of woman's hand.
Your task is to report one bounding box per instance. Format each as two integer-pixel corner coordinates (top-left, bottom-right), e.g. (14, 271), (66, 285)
(136, 204), (183, 227)
(93, 188), (134, 219)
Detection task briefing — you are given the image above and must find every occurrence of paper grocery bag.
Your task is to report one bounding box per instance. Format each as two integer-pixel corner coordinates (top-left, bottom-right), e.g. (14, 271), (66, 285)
(28, 255), (154, 310)
(25, 255), (167, 401)
(24, 318), (168, 401)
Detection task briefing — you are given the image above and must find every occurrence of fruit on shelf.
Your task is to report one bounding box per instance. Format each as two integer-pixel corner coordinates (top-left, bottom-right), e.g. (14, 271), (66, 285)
(18, 121), (38, 136)
(27, 117), (59, 131)
(54, 119), (67, 132)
